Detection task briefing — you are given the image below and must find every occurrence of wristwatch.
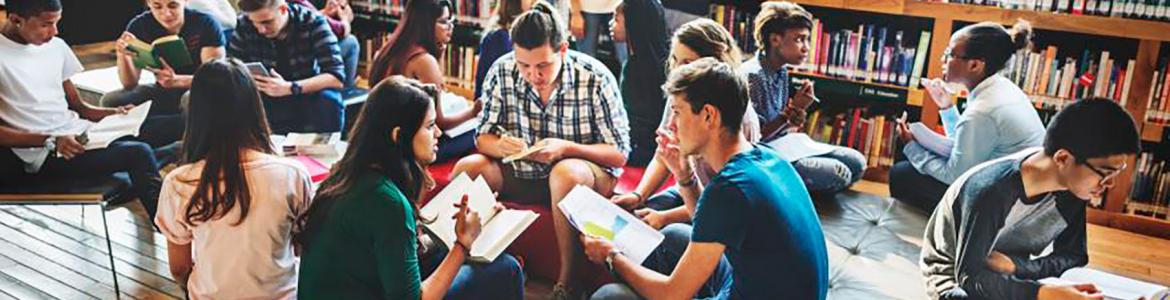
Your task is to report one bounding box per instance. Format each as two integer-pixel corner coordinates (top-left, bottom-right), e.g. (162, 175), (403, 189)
(605, 248), (623, 273)
(290, 81), (303, 96)
(43, 136), (57, 156)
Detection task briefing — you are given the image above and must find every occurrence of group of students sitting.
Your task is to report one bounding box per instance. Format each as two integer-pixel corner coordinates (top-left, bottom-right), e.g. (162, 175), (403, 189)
(0, 0), (1143, 299)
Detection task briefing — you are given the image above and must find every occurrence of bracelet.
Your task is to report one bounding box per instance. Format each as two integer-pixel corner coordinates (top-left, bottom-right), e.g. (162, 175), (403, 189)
(677, 175), (697, 187)
(454, 239), (471, 255)
(630, 191), (644, 203)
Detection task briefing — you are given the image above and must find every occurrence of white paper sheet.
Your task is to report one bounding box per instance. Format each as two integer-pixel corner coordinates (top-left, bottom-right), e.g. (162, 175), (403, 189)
(1039, 268), (1168, 300)
(71, 66), (156, 95)
(84, 101), (152, 150)
(558, 185), (665, 265)
(766, 133), (836, 161)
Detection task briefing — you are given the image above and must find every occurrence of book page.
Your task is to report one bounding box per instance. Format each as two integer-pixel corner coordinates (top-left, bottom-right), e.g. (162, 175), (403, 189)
(470, 209), (538, 263)
(558, 185), (665, 265)
(1060, 268), (1168, 300)
(85, 101), (152, 150)
(909, 122), (954, 158)
(420, 173), (474, 249)
(766, 133), (835, 161)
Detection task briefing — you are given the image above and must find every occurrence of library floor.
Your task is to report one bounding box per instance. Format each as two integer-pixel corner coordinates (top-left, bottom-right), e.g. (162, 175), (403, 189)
(0, 41), (1163, 299)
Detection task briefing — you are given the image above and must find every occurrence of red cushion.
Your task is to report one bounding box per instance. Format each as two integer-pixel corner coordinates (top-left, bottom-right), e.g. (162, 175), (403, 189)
(424, 161), (674, 287)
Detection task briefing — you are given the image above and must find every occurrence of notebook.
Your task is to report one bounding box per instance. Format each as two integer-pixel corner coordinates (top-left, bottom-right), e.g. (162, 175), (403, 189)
(420, 173), (539, 263)
(1039, 268), (1168, 300)
(558, 185), (665, 265)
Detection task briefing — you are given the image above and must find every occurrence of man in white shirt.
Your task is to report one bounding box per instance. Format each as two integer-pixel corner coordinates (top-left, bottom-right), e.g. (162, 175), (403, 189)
(0, 0), (162, 219)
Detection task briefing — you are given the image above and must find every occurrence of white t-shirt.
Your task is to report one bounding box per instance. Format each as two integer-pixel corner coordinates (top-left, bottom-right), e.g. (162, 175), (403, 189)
(580, 0), (622, 13)
(155, 153), (315, 300)
(0, 34), (91, 171)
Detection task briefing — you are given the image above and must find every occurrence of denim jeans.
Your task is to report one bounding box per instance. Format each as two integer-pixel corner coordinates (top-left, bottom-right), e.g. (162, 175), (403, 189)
(0, 138), (162, 218)
(590, 224), (733, 300)
(791, 146), (867, 195)
(436, 130), (477, 163)
(578, 12), (628, 63)
(338, 34), (361, 91)
(98, 84), (186, 148)
(888, 160), (950, 213)
(418, 248), (526, 300)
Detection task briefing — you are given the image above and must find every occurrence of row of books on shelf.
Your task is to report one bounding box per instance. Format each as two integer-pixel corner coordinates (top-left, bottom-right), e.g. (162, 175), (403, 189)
(799, 20), (933, 89)
(1127, 152), (1170, 220)
(919, 0), (1170, 22)
(802, 109), (901, 168)
(359, 33), (479, 91)
(1143, 59), (1170, 124)
(1008, 47), (1137, 109)
(350, 0), (492, 24)
(710, 4), (759, 54)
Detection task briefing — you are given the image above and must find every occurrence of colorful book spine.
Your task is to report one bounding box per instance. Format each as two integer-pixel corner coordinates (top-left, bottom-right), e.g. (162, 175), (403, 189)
(803, 108), (902, 169)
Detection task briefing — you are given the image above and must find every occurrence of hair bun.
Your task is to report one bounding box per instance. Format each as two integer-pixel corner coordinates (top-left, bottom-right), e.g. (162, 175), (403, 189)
(1010, 19), (1034, 51)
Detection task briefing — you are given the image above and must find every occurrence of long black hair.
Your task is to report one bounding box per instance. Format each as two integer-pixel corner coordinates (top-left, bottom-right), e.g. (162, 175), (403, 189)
(368, 0), (451, 83)
(180, 58), (274, 226)
(295, 75), (438, 247)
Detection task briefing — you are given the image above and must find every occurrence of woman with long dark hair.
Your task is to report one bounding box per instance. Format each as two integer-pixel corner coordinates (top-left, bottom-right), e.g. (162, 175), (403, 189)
(368, 0), (480, 162)
(296, 76), (524, 300)
(155, 58), (312, 299)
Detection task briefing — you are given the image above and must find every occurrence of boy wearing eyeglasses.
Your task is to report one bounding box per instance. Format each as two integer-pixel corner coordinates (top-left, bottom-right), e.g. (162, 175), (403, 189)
(921, 97), (1139, 300)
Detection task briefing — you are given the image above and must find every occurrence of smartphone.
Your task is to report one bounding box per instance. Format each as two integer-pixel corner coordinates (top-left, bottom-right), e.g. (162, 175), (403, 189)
(244, 62), (271, 77)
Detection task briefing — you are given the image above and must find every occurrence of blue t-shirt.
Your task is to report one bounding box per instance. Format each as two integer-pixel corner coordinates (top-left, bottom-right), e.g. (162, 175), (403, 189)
(691, 146), (829, 300)
(126, 8), (224, 75)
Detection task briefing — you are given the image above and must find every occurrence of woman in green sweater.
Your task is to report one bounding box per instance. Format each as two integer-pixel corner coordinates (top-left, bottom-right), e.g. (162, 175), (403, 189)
(295, 76), (525, 300)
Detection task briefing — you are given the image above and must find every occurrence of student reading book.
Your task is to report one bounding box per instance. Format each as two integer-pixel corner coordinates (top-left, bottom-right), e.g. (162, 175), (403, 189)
(126, 34), (193, 70)
(297, 76), (524, 300)
(422, 173), (538, 263)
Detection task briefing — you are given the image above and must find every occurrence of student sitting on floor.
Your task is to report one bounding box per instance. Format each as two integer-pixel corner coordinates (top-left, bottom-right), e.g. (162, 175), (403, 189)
(921, 97), (1139, 300)
(368, 0), (481, 163)
(449, 2), (630, 298)
(155, 59), (312, 300)
(105, 0), (227, 143)
(891, 20), (1045, 212)
(745, 1), (867, 196)
(474, 0), (533, 99)
(287, 0), (361, 97)
(296, 76), (525, 300)
(230, 0), (345, 134)
(610, 19), (761, 229)
(585, 58), (829, 300)
(0, 0), (163, 219)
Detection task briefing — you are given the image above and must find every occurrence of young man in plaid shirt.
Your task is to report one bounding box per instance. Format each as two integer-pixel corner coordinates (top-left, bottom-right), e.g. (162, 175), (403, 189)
(230, 0), (345, 134)
(450, 2), (630, 298)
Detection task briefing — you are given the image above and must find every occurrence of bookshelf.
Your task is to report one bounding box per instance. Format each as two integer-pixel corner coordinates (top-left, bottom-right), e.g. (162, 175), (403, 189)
(760, 0), (1170, 238)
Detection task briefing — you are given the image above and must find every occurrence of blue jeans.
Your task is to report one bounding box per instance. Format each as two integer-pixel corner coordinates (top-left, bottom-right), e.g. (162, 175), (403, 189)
(98, 84), (186, 147)
(0, 138), (162, 218)
(339, 34), (361, 91)
(578, 12), (628, 63)
(436, 130), (477, 163)
(418, 248), (526, 300)
(590, 224), (733, 300)
(264, 89), (344, 135)
(791, 146), (867, 195)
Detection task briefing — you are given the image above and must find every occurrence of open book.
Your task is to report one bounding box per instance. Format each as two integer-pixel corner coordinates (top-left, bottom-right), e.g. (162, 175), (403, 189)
(502, 144), (548, 164)
(126, 35), (193, 70)
(84, 101), (152, 150)
(420, 173), (539, 263)
(440, 92), (480, 138)
(909, 122), (954, 158)
(558, 185), (665, 265)
(1039, 268), (1168, 300)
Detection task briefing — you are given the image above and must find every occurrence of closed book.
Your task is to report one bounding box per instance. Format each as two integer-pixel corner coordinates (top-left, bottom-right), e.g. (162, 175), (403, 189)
(908, 31), (932, 88)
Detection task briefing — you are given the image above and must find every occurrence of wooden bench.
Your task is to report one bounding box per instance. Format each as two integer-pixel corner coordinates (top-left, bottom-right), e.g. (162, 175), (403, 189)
(0, 174), (131, 298)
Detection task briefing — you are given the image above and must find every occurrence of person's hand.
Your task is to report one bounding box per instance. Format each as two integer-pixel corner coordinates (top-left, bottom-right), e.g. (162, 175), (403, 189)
(986, 251), (1017, 275)
(55, 135), (86, 160)
(654, 128), (692, 179)
(496, 135), (527, 157)
(580, 234), (617, 265)
(337, 2), (355, 24)
(635, 208), (668, 230)
(790, 80), (817, 110)
(895, 118), (915, 144)
(922, 78), (956, 110)
(81, 105), (133, 122)
(145, 58), (180, 89)
(528, 138), (572, 164)
(254, 70), (294, 98)
(114, 32), (138, 62)
(453, 195), (482, 251)
(1038, 284), (1103, 300)
(471, 97), (485, 116)
(610, 193), (642, 210)
(570, 13), (585, 40)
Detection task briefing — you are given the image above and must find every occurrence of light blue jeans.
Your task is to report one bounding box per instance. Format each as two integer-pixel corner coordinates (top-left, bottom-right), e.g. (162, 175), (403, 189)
(791, 146), (867, 195)
(590, 224), (733, 300)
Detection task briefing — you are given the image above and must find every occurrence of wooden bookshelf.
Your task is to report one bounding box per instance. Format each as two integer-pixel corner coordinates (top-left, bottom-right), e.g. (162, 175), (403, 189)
(785, 0), (1170, 238)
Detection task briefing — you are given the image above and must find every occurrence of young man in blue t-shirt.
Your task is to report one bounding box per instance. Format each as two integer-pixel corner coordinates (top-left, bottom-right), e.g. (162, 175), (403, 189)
(583, 58), (829, 300)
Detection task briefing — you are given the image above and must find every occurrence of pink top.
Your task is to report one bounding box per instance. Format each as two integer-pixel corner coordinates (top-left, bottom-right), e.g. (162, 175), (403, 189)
(156, 153), (315, 300)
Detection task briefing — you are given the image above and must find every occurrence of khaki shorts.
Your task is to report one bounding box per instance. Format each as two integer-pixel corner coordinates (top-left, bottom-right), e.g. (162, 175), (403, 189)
(499, 160), (614, 205)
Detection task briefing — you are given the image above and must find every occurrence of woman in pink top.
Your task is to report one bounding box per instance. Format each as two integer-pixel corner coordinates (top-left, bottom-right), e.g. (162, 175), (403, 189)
(155, 58), (313, 299)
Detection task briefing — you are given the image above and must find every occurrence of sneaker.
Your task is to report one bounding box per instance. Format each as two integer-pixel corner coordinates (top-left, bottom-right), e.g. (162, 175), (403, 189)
(550, 283), (581, 300)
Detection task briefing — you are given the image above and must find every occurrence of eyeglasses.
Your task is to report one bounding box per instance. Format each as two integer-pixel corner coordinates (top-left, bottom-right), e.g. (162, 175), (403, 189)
(436, 18), (455, 28)
(1078, 159), (1125, 186)
(942, 48), (974, 62)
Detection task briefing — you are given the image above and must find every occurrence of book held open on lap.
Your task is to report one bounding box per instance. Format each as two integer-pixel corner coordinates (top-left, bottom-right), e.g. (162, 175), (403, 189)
(84, 101), (152, 150)
(1039, 268), (1168, 300)
(126, 35), (193, 70)
(421, 173), (539, 263)
(558, 185), (665, 265)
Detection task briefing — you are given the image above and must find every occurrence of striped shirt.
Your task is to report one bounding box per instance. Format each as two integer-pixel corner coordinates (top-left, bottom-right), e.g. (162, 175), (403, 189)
(478, 50), (631, 180)
(229, 3), (344, 84)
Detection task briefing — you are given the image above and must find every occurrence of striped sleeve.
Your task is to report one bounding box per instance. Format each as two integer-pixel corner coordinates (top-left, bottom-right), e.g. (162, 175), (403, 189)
(308, 15), (345, 83)
(592, 67), (631, 156)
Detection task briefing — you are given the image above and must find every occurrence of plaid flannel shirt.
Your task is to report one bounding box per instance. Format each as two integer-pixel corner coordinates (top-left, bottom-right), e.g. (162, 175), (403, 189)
(478, 50), (631, 180)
